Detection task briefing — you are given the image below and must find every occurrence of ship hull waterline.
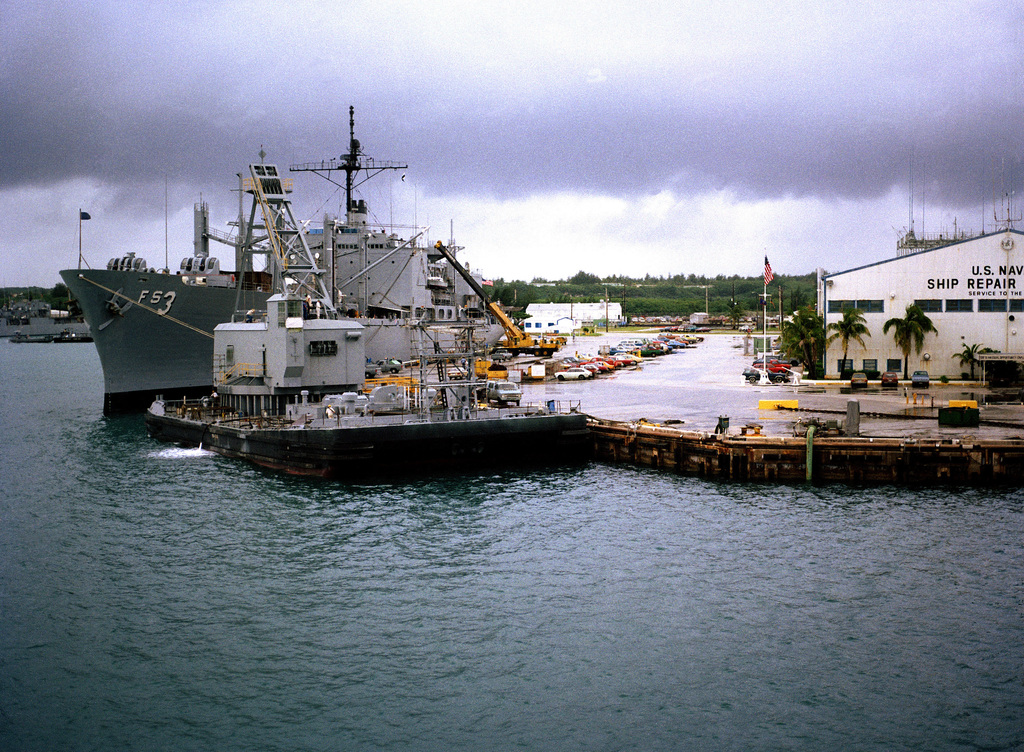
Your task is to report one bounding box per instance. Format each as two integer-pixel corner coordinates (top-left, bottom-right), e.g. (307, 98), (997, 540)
(62, 268), (503, 414)
(145, 410), (591, 478)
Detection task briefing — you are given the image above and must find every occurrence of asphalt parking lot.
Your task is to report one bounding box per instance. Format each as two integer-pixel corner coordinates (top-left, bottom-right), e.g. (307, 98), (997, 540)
(516, 331), (1024, 439)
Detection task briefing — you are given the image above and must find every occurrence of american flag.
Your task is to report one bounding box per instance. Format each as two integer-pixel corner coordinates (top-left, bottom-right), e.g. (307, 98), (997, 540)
(764, 255), (774, 285)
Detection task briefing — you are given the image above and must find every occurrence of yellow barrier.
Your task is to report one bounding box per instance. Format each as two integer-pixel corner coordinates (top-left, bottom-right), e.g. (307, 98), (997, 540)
(758, 399), (799, 410)
(948, 400), (978, 408)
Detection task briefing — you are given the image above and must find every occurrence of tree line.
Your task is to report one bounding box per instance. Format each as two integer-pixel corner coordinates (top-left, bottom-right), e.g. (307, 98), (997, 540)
(489, 271), (817, 319)
(1, 283), (79, 314)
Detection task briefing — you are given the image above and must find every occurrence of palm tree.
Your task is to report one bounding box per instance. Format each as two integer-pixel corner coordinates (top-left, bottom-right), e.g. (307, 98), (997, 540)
(953, 343), (982, 380)
(882, 304), (938, 379)
(780, 305), (825, 378)
(727, 302), (745, 330)
(826, 308), (870, 374)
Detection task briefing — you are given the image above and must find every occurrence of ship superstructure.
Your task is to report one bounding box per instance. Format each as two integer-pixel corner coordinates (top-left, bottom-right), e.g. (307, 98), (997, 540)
(62, 110), (503, 413)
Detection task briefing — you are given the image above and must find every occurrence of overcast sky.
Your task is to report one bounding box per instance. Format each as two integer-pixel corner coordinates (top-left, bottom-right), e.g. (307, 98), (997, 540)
(3, 0), (1023, 288)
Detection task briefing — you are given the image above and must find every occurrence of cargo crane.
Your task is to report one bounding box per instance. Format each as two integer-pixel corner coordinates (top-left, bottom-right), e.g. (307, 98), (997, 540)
(432, 241), (564, 357)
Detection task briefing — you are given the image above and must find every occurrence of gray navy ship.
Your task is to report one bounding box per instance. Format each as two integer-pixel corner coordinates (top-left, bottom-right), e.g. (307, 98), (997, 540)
(62, 108), (504, 414)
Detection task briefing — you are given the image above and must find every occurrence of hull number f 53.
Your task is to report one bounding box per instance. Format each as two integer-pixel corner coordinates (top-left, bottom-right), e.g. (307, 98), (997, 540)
(138, 290), (177, 315)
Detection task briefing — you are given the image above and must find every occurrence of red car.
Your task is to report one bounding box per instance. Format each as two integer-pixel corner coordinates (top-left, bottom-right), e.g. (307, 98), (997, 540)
(606, 355), (637, 367)
(584, 359), (613, 373)
(752, 357), (793, 374)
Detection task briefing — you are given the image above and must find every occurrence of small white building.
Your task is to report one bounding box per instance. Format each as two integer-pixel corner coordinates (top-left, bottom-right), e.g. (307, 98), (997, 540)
(521, 301), (623, 334)
(819, 229), (1024, 379)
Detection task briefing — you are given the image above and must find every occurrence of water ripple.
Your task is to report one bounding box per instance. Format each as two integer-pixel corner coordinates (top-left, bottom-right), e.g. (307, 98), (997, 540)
(2, 346), (1023, 751)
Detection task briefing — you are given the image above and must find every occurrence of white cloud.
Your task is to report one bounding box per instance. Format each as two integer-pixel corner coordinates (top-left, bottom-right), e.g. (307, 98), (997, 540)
(421, 187), (912, 282)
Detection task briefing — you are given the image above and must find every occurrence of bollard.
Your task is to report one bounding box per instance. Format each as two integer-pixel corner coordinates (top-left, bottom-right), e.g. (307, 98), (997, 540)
(846, 399), (860, 436)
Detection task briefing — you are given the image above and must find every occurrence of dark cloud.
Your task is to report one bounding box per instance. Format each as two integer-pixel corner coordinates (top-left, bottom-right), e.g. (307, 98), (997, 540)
(3, 0), (1023, 285)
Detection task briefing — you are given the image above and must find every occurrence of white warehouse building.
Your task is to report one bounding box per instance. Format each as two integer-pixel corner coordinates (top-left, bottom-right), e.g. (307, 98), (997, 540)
(819, 229), (1024, 379)
(521, 301), (623, 335)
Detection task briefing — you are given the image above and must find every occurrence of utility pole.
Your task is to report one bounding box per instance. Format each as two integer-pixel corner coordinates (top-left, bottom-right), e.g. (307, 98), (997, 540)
(683, 285), (711, 314)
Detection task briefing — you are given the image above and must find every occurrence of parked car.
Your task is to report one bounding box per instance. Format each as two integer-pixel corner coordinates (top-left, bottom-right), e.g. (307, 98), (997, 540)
(556, 367), (594, 381)
(583, 359), (612, 373)
(615, 354), (640, 365)
(850, 372), (868, 389)
(607, 354), (637, 367)
(377, 357), (403, 374)
(881, 371), (899, 387)
(911, 370), (930, 388)
(752, 357), (790, 374)
(743, 366), (789, 384)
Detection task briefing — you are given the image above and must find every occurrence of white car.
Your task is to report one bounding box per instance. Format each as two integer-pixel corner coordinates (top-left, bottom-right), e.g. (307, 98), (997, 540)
(556, 367), (594, 381)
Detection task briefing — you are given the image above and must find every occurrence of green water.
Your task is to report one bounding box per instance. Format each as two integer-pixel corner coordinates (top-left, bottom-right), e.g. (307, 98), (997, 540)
(1, 341), (1022, 751)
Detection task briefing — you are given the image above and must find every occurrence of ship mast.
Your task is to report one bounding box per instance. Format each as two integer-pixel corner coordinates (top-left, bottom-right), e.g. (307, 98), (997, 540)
(291, 106), (408, 215)
(290, 107), (408, 302)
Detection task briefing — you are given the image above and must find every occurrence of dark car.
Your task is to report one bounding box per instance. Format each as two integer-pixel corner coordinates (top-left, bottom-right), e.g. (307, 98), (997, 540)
(881, 371), (899, 387)
(742, 367), (763, 384)
(744, 366), (789, 384)
(850, 372), (868, 389)
(911, 370), (930, 388)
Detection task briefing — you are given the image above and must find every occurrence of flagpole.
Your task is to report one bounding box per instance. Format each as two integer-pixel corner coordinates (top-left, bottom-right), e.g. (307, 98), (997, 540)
(78, 210), (91, 269)
(763, 278), (768, 359)
(762, 254), (774, 364)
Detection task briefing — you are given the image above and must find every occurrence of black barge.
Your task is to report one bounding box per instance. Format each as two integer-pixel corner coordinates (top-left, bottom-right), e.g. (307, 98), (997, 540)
(147, 398), (589, 478)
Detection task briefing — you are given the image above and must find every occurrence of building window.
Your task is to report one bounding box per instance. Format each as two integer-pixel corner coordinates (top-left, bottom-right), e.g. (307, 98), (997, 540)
(945, 299), (973, 312)
(827, 300), (857, 313)
(862, 359), (877, 372)
(278, 299), (301, 326)
(837, 359), (853, 373)
(978, 299), (1008, 312)
(887, 358), (901, 372)
(309, 340), (338, 357)
(914, 299), (941, 312)
(856, 300), (885, 313)
(1010, 300), (1024, 312)
(226, 345), (234, 366)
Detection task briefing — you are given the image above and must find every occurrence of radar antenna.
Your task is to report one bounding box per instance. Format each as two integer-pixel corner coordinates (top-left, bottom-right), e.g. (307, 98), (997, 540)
(289, 106), (408, 216)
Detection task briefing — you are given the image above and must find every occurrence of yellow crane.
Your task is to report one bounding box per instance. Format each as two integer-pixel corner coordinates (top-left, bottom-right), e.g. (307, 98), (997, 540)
(432, 242), (564, 356)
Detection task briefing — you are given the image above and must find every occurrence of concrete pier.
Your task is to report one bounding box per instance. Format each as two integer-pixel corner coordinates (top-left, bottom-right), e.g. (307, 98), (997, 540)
(587, 418), (1024, 484)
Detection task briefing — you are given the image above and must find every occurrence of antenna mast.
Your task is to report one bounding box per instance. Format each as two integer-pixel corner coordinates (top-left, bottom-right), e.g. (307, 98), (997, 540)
(908, 149), (914, 235)
(289, 106), (408, 218)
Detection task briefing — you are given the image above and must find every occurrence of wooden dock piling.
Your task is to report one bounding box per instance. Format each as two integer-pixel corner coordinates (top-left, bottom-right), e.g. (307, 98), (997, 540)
(587, 418), (1024, 484)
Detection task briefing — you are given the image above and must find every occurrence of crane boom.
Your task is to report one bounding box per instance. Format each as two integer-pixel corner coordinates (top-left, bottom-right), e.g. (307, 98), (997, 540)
(432, 241), (561, 355)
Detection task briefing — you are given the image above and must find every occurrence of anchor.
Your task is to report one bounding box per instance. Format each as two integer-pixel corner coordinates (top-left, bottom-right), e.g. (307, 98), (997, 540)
(99, 288), (133, 330)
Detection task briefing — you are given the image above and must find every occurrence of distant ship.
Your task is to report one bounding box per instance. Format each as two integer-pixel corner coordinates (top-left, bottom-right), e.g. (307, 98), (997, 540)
(62, 108), (504, 414)
(0, 299), (89, 340)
